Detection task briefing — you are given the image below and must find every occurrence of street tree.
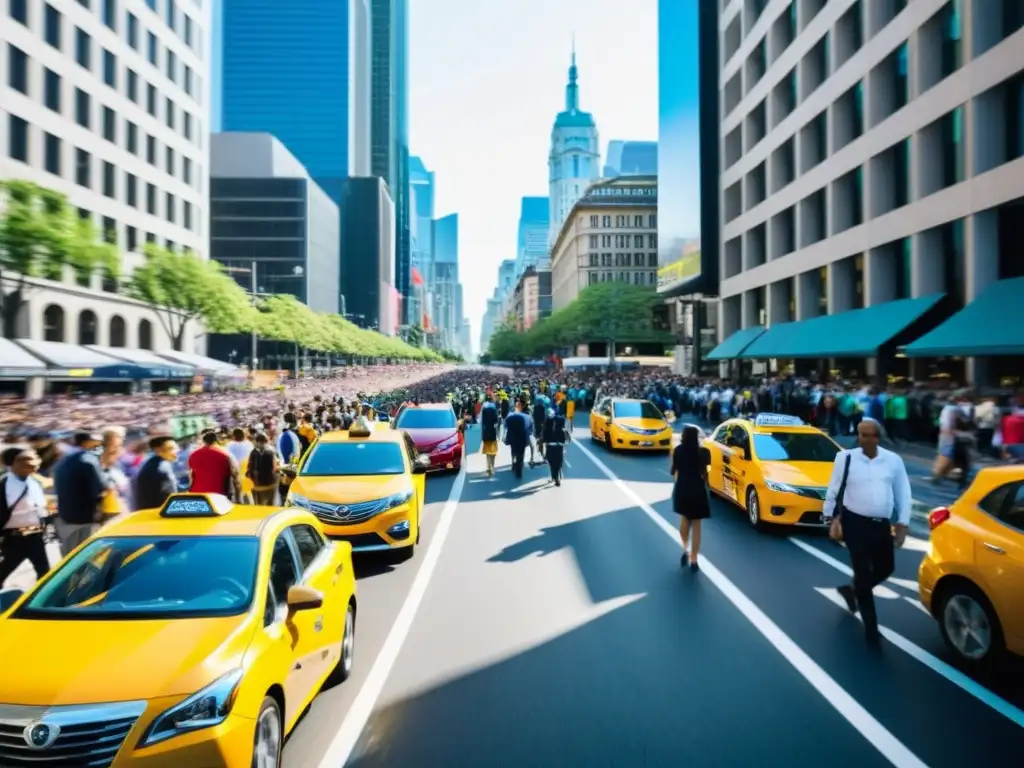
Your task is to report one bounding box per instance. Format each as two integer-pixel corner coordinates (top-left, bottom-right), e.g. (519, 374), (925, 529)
(127, 244), (256, 351)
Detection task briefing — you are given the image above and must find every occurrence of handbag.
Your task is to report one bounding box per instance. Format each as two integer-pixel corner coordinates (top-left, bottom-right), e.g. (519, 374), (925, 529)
(829, 454), (852, 542)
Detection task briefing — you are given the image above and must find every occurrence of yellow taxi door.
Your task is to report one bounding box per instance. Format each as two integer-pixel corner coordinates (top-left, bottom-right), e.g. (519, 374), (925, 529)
(721, 427), (752, 505)
(290, 524), (340, 680)
(705, 427), (729, 494)
(975, 486), (1024, 649)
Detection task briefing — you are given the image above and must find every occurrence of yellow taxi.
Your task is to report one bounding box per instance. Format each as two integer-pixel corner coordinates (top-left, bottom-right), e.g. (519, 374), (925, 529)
(0, 493), (356, 767)
(286, 422), (428, 562)
(704, 414), (842, 530)
(589, 397), (675, 451)
(919, 465), (1024, 668)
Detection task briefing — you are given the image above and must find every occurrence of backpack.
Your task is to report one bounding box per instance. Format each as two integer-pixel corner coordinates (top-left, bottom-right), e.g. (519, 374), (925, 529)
(247, 448), (277, 487)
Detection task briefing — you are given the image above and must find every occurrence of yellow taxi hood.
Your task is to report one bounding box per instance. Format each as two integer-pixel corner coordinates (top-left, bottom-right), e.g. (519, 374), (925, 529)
(0, 616), (254, 705)
(615, 417), (668, 430)
(760, 461), (832, 487)
(291, 472), (411, 503)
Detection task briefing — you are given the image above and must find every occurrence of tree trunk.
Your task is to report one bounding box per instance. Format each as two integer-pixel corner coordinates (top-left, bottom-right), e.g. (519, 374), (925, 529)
(173, 324), (186, 351)
(0, 285), (25, 340)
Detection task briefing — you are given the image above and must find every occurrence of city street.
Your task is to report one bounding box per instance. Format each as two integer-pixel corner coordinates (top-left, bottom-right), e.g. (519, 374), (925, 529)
(283, 422), (1024, 768)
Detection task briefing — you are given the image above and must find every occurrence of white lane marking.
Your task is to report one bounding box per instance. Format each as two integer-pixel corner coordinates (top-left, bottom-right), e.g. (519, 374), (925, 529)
(814, 588), (1024, 729)
(789, 538), (906, 599)
(572, 440), (927, 768)
(901, 537), (930, 553)
(318, 463), (468, 767)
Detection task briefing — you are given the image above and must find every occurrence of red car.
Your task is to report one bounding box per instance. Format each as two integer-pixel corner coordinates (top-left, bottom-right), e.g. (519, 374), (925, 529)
(392, 403), (465, 472)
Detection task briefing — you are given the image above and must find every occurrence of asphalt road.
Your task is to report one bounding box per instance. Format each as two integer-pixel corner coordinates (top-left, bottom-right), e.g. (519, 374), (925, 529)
(284, 420), (1024, 768)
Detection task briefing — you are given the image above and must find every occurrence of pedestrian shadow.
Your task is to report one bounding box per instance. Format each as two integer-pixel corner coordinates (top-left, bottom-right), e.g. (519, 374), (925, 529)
(347, 502), (888, 768)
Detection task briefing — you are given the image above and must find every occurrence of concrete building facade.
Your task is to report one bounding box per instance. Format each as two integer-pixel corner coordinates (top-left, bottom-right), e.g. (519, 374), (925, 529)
(716, 0), (1024, 383)
(549, 176), (659, 310)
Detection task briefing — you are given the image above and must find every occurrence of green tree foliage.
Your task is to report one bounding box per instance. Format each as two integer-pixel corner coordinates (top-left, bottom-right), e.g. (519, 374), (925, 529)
(127, 244), (257, 351)
(0, 181), (121, 338)
(487, 282), (672, 361)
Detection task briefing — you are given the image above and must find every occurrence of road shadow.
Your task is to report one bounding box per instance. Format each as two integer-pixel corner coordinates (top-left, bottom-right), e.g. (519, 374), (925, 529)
(347, 503), (890, 768)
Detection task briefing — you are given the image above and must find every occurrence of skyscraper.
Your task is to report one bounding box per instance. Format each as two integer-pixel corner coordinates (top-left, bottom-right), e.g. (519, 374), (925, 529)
(548, 47), (600, 246)
(516, 197), (550, 277)
(371, 0), (412, 325)
(604, 141), (658, 177)
(409, 156), (435, 326)
(221, 0), (367, 201)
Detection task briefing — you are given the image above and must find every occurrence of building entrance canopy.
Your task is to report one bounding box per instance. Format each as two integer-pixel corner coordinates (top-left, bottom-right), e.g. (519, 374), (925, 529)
(706, 326), (765, 361)
(902, 278), (1024, 358)
(734, 293), (945, 360)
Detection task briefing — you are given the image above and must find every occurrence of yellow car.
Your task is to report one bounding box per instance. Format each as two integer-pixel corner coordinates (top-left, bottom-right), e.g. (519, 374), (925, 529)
(919, 465), (1024, 668)
(0, 493), (356, 767)
(704, 414), (841, 529)
(589, 397), (674, 451)
(286, 422), (428, 562)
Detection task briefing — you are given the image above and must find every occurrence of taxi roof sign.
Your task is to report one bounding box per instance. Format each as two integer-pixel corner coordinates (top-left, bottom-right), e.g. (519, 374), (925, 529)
(160, 493), (234, 518)
(754, 413), (805, 427)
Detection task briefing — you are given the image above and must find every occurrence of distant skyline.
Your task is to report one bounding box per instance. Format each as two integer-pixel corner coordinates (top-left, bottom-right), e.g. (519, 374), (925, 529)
(409, 0), (658, 342)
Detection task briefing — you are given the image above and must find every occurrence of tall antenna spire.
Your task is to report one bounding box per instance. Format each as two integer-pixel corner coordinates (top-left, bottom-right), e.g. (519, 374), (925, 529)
(565, 38), (579, 112)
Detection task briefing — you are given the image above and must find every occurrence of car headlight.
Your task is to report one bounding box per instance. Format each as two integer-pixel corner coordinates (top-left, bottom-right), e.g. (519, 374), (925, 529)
(432, 436), (459, 452)
(382, 489), (414, 510)
(140, 669), (244, 747)
(287, 493), (311, 509)
(764, 480), (800, 495)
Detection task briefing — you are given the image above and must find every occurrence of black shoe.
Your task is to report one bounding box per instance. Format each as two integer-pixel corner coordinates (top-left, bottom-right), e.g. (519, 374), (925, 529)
(865, 629), (882, 647)
(680, 551), (689, 569)
(690, 561), (700, 573)
(554, 479), (561, 486)
(837, 584), (859, 614)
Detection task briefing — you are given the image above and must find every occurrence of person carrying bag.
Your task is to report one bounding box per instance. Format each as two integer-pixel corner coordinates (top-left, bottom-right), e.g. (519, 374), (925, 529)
(829, 453), (852, 543)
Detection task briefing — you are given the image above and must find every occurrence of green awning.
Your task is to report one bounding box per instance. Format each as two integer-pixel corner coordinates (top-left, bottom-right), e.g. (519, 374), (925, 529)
(706, 326), (766, 360)
(903, 277), (1024, 357)
(739, 293), (945, 359)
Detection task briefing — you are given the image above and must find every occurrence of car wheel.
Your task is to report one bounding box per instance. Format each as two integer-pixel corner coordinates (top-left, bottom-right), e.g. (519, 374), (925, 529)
(746, 486), (764, 530)
(327, 600), (356, 685)
(937, 582), (1003, 668)
(251, 697), (283, 768)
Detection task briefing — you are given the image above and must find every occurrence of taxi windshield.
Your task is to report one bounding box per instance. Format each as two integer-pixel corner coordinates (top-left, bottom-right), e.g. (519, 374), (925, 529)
(753, 432), (840, 462)
(395, 409), (457, 429)
(18, 536), (258, 620)
(613, 401), (663, 420)
(301, 441), (405, 476)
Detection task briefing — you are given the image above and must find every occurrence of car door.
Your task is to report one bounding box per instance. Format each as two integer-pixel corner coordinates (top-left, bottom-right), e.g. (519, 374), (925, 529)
(266, 531), (313, 722)
(975, 482), (1024, 648)
(705, 425), (730, 494)
(720, 426), (748, 505)
(290, 524), (337, 682)
(592, 398), (611, 440)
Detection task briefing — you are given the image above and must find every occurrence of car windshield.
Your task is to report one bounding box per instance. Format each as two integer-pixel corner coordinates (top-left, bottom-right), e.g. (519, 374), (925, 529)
(18, 536), (258, 620)
(613, 401), (664, 420)
(301, 441), (405, 476)
(395, 409), (457, 429)
(753, 432), (840, 463)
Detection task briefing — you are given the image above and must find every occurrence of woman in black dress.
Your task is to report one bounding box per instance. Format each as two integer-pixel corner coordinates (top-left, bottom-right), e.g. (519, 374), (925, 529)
(670, 425), (711, 572)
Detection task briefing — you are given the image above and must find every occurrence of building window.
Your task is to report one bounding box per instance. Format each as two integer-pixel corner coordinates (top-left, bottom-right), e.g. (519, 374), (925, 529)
(102, 106), (116, 141)
(75, 88), (90, 128)
(75, 148), (91, 188)
(127, 12), (139, 48)
(43, 305), (65, 342)
(146, 135), (157, 164)
(126, 68), (138, 101)
(183, 112), (192, 140)
(602, 216), (611, 227)
(126, 121), (137, 153)
(634, 215), (643, 227)
(147, 84), (157, 116)
(165, 0), (175, 30)
(165, 98), (174, 129)
(147, 32), (157, 65)
(7, 115), (28, 162)
(102, 161), (116, 198)
(8, 45), (28, 93)
(589, 215), (598, 227)
(75, 28), (91, 69)
(10, 0), (28, 25)
(44, 4), (62, 49)
(146, 183), (157, 214)
(44, 133), (61, 175)
(126, 173), (137, 206)
(167, 49), (178, 83)
(44, 68), (60, 112)
(102, 217), (116, 245)
(139, 319), (152, 350)
(942, 106), (965, 186)
(895, 42), (909, 110)
(589, 234), (598, 248)
(103, 49), (117, 87)
(589, 272), (598, 286)
(126, 227), (137, 253)
(165, 146), (174, 175)
(103, 0), (117, 31)
(183, 157), (192, 184)
(183, 66), (193, 96)
(183, 201), (192, 230)
(941, 0), (962, 79)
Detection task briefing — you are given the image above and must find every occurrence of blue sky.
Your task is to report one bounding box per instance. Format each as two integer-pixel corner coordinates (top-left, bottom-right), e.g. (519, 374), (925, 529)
(409, 0), (659, 345)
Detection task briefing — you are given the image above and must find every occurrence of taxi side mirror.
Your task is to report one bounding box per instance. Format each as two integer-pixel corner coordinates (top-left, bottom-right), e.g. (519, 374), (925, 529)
(412, 454), (431, 474)
(286, 585), (323, 613)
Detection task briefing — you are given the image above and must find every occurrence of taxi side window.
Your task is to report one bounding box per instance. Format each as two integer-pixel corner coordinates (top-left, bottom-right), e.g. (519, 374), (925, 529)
(291, 524), (325, 573)
(269, 533), (300, 608)
(1001, 484), (1024, 533)
(711, 425), (730, 444)
(979, 483), (1016, 520)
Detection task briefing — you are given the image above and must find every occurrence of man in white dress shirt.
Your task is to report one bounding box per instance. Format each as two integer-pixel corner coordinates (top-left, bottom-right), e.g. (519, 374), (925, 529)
(822, 418), (913, 646)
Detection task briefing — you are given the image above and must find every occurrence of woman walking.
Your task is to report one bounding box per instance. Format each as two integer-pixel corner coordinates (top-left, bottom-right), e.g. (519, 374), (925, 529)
(480, 394), (500, 477)
(670, 425), (711, 572)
